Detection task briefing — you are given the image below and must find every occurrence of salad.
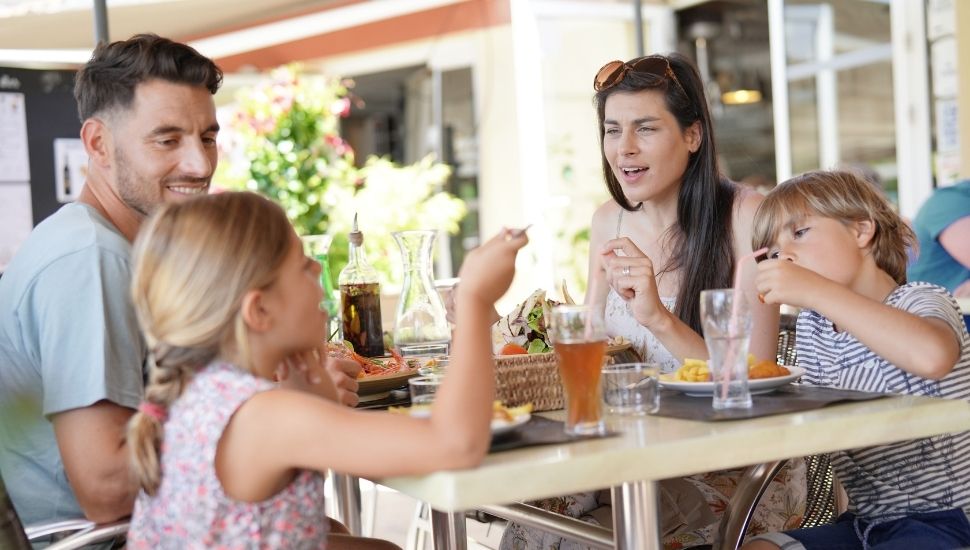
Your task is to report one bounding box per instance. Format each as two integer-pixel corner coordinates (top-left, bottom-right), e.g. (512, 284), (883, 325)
(491, 289), (561, 354)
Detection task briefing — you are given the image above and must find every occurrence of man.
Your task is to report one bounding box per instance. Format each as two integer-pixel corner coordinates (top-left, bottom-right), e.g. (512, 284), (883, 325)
(0, 34), (358, 529)
(0, 34), (223, 527)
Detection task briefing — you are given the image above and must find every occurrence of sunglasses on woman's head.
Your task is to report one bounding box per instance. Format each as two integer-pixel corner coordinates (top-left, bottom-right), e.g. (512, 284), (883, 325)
(593, 55), (688, 97)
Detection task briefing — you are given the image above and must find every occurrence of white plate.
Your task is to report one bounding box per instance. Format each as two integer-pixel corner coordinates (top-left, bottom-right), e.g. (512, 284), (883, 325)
(659, 366), (805, 397)
(404, 407), (531, 435)
(491, 413), (531, 436)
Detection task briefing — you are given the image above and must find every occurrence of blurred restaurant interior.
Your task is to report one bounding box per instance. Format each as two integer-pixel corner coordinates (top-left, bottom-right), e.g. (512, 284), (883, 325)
(0, 0), (963, 301)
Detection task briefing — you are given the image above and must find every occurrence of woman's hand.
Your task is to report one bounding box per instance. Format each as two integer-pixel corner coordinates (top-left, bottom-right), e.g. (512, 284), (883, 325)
(600, 237), (669, 328)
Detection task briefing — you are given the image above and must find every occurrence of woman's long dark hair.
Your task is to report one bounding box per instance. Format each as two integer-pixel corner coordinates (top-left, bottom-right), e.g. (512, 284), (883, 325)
(594, 53), (736, 333)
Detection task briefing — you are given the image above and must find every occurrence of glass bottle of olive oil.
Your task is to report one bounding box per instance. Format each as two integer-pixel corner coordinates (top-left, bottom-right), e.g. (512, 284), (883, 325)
(337, 214), (385, 357)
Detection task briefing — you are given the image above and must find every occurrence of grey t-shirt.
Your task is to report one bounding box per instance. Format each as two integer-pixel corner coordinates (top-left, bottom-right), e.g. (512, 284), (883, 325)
(0, 202), (146, 525)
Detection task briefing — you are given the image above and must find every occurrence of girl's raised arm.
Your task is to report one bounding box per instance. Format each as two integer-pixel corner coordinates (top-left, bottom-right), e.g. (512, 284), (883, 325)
(225, 229), (528, 484)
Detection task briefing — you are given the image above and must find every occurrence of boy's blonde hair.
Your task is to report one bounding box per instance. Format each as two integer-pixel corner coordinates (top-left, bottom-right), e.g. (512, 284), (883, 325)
(752, 170), (915, 284)
(127, 192), (293, 494)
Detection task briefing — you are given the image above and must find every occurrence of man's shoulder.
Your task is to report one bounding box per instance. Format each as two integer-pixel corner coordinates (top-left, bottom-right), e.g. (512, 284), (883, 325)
(0, 203), (133, 317)
(4, 203), (130, 282)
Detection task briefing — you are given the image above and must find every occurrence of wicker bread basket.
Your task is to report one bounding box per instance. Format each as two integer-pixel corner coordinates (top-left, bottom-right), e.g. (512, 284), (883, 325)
(494, 343), (640, 412)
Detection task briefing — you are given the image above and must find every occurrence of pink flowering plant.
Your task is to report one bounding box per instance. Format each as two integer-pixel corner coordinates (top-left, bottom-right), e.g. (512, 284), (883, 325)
(220, 65), (358, 236)
(218, 64), (466, 287)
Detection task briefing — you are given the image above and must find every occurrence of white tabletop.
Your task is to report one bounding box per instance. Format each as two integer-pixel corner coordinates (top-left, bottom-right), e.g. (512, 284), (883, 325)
(376, 395), (970, 512)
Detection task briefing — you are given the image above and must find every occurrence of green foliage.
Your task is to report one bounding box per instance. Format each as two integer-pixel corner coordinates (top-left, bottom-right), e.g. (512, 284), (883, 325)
(218, 65), (466, 287)
(324, 155), (466, 289)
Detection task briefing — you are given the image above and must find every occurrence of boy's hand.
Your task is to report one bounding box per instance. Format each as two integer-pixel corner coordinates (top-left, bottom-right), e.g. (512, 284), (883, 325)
(756, 259), (834, 308)
(456, 227), (528, 307)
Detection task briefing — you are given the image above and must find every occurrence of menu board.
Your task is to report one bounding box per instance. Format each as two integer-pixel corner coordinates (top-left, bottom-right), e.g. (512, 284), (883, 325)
(0, 92), (30, 183)
(0, 91), (32, 271)
(0, 67), (80, 273)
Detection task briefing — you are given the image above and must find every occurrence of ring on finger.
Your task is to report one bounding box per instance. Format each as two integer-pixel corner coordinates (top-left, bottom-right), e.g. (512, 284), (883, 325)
(622, 266), (631, 277)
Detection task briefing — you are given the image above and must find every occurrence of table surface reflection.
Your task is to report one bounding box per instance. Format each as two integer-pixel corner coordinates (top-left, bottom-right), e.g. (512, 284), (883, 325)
(372, 394), (970, 512)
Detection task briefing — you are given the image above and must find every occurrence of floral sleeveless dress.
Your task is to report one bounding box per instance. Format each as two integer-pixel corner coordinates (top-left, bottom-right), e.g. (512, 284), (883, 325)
(498, 211), (806, 550)
(128, 362), (329, 549)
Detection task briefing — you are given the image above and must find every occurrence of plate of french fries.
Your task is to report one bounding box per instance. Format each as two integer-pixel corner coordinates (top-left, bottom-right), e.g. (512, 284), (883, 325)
(390, 401), (533, 435)
(659, 357), (804, 397)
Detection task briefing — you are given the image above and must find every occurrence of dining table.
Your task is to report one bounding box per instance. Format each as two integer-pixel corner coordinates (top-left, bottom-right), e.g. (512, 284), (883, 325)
(331, 392), (970, 550)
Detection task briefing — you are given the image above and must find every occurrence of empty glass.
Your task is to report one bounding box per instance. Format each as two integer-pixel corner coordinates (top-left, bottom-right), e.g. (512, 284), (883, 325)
(408, 375), (443, 408)
(602, 362), (661, 415)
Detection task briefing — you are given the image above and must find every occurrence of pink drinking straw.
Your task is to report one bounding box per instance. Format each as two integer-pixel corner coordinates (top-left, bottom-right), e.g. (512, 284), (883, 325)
(718, 247), (768, 400)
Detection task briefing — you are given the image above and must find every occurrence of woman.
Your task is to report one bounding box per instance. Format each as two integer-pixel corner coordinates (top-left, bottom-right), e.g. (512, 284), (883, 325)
(500, 53), (805, 550)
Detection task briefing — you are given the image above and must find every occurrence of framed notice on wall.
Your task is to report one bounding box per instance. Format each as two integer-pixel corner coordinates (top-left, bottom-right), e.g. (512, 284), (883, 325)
(53, 138), (87, 203)
(0, 92), (30, 183)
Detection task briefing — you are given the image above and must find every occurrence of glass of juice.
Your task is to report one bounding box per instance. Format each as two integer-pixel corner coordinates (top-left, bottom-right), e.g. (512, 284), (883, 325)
(548, 304), (608, 435)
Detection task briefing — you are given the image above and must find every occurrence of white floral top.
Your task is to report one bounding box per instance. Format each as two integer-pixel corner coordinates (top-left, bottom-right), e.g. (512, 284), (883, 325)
(604, 290), (680, 372)
(128, 362), (328, 549)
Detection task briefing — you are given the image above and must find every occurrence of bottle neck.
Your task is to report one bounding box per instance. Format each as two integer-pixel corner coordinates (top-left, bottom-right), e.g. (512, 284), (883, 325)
(348, 242), (369, 266)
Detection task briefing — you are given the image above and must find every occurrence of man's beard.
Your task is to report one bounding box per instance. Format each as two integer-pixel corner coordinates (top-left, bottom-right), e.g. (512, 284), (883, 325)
(114, 146), (156, 217)
(113, 147), (211, 216)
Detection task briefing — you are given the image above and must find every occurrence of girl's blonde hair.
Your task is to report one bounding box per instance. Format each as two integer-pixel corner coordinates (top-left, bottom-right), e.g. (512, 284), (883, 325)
(751, 170), (915, 285)
(127, 192), (293, 495)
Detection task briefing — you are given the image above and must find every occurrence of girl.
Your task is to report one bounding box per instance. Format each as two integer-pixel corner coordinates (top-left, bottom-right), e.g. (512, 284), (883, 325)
(744, 170), (970, 550)
(125, 192), (527, 548)
(501, 53), (804, 550)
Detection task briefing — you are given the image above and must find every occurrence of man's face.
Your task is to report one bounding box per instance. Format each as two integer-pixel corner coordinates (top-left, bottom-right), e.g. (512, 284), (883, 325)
(106, 79), (219, 215)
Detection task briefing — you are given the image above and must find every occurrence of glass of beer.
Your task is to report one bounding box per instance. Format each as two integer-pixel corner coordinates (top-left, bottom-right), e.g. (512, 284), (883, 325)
(548, 304), (608, 435)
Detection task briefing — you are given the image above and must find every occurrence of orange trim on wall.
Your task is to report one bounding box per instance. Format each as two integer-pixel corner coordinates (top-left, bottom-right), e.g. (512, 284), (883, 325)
(181, 0), (366, 41)
(216, 0), (510, 73)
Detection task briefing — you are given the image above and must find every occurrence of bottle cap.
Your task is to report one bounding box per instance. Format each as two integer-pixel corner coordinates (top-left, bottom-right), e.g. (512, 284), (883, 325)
(349, 213), (363, 247)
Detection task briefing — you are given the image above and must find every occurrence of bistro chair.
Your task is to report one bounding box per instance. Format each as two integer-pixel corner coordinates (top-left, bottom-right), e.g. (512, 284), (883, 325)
(712, 314), (841, 549)
(0, 471), (129, 550)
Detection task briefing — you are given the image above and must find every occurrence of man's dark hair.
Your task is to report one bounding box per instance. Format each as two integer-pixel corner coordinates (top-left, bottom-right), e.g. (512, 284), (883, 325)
(74, 33), (223, 122)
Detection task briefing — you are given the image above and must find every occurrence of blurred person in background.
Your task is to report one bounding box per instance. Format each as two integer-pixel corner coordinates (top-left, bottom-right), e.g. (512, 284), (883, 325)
(908, 181), (970, 299)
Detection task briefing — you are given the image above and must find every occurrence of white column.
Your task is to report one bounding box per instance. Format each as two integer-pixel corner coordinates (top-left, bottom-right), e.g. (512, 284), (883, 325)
(510, 0), (555, 291)
(892, 0), (934, 218)
(815, 4), (839, 170)
(768, 0), (792, 183)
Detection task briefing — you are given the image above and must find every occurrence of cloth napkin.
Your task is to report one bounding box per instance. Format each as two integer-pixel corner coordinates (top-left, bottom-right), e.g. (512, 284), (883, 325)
(652, 384), (889, 422)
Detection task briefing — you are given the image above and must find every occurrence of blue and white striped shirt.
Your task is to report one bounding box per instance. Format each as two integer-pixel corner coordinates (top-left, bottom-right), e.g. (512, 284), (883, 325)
(796, 282), (970, 520)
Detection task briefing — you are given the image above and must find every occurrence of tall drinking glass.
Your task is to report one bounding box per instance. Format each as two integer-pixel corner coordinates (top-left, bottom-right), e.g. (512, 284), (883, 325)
(301, 234), (339, 339)
(548, 305), (608, 435)
(700, 289), (753, 409)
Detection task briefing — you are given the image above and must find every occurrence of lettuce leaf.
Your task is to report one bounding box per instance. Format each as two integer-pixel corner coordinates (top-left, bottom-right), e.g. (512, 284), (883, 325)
(527, 338), (551, 354)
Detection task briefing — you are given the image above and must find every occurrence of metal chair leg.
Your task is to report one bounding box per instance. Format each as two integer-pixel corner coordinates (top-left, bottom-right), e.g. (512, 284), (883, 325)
(712, 460), (787, 550)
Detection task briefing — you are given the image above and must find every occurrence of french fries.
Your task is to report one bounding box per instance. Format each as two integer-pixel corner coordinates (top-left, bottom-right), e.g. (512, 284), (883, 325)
(671, 356), (789, 382)
(674, 358), (710, 382)
(493, 401), (533, 422)
(390, 400), (534, 421)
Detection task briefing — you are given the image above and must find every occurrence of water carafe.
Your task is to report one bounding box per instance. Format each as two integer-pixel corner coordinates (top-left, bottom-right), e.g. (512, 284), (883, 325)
(392, 230), (450, 348)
